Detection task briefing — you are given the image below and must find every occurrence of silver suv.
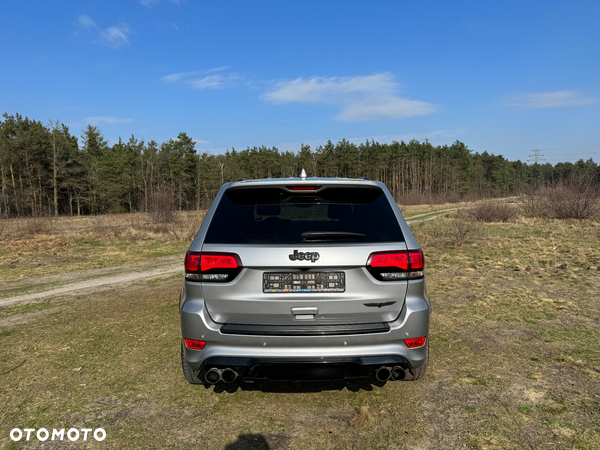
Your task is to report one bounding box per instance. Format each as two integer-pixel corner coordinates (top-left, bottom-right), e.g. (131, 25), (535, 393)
(179, 174), (430, 385)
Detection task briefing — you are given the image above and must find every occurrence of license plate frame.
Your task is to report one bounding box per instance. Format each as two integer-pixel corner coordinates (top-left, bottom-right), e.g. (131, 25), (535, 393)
(263, 272), (345, 293)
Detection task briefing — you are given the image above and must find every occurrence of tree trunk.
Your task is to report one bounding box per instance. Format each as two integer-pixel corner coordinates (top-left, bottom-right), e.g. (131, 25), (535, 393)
(53, 133), (58, 217)
(10, 164), (19, 216)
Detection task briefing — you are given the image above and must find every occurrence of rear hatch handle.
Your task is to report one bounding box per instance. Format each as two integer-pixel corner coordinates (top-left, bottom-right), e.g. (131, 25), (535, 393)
(291, 307), (318, 320)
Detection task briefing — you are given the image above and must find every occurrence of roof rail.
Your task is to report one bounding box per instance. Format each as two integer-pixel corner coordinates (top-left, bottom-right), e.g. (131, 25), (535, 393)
(358, 177), (370, 180)
(237, 178), (249, 181)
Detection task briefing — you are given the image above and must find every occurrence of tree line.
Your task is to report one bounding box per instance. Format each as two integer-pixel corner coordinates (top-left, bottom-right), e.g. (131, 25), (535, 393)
(0, 112), (598, 217)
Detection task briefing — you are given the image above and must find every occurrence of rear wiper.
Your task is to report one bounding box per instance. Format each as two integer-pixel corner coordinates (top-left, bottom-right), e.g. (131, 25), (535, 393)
(300, 231), (366, 241)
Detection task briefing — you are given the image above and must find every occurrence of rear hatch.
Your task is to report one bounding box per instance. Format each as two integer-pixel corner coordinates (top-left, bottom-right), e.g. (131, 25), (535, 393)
(197, 184), (410, 326)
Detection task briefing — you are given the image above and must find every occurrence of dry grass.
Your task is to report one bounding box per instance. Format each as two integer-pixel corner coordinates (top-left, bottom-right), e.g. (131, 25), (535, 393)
(350, 406), (374, 429)
(1, 209), (599, 449)
(0, 211), (206, 282)
(0, 211), (205, 242)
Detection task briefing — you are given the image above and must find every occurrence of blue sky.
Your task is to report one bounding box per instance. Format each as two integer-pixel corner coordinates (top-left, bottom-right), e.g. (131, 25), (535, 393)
(1, 0), (599, 164)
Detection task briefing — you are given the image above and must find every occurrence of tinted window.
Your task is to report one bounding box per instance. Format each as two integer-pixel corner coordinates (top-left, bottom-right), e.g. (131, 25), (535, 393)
(204, 186), (404, 244)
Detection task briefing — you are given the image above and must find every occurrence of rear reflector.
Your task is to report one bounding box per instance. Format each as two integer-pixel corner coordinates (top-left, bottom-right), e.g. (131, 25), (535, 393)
(185, 339), (206, 350)
(287, 186), (320, 191)
(405, 336), (426, 348)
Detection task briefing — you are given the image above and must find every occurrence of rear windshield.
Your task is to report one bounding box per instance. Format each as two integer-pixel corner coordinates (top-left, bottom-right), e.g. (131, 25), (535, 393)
(204, 186), (404, 244)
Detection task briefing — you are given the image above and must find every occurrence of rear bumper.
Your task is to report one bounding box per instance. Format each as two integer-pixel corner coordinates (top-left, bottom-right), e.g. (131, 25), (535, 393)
(180, 279), (430, 377)
(200, 355), (412, 381)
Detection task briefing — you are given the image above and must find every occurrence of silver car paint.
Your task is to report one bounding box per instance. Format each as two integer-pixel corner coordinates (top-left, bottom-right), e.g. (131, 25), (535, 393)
(180, 177), (430, 374)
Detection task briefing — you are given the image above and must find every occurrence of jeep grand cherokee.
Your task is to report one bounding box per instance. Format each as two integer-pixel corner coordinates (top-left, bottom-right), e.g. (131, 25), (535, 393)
(179, 174), (430, 384)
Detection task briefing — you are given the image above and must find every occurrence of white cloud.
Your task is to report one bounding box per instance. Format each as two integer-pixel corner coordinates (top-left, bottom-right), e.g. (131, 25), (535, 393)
(188, 74), (242, 90)
(263, 73), (435, 121)
(207, 66), (228, 73)
(86, 117), (133, 125)
(98, 24), (132, 49)
(337, 97), (435, 121)
(503, 90), (596, 109)
(78, 14), (97, 29)
(265, 74), (396, 104)
(160, 69), (241, 90)
(160, 71), (200, 84)
(187, 75), (225, 90)
(193, 138), (210, 144)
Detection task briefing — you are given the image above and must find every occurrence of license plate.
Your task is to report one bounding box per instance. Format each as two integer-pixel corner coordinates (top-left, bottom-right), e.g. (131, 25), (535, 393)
(263, 272), (345, 293)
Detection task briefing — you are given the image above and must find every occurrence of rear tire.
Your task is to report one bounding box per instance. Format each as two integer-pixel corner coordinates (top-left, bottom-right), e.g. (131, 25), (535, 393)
(181, 342), (203, 384)
(407, 341), (429, 381)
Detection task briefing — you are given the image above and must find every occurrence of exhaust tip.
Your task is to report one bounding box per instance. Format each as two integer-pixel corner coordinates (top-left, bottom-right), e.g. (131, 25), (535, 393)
(391, 366), (406, 381)
(221, 368), (238, 384)
(205, 368), (221, 384)
(375, 366), (392, 382)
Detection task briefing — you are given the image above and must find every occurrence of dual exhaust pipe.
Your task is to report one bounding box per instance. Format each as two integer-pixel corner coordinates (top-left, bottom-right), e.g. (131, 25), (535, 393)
(375, 365), (405, 382)
(206, 365), (404, 383)
(205, 367), (239, 384)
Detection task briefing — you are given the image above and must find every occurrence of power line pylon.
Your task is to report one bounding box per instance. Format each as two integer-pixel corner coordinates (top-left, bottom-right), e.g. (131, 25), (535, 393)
(528, 148), (545, 164)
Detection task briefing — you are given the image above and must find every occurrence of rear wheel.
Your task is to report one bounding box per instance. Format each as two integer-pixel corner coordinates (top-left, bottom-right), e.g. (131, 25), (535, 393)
(407, 341), (429, 381)
(181, 342), (203, 384)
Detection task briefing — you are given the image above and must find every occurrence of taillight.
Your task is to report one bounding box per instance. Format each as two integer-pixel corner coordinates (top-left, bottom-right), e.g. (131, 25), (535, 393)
(201, 254), (238, 271)
(185, 339), (206, 350)
(366, 249), (424, 281)
(409, 250), (424, 270)
(370, 252), (409, 270)
(405, 336), (426, 348)
(185, 251), (242, 282)
(185, 252), (200, 272)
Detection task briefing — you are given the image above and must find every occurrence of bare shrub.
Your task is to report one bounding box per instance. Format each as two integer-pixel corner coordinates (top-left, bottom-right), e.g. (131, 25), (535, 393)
(443, 191), (462, 204)
(543, 178), (600, 220)
(520, 190), (547, 218)
(450, 210), (480, 246)
(0, 217), (8, 241)
(425, 191), (463, 205)
(91, 216), (123, 238)
(149, 188), (177, 224)
(398, 189), (426, 206)
(461, 192), (481, 203)
(22, 216), (53, 236)
(467, 200), (517, 223)
(399, 190), (475, 206)
(170, 212), (203, 241)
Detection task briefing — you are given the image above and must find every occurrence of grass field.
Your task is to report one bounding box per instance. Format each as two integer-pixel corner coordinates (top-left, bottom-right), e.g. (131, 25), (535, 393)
(0, 212), (205, 284)
(1, 208), (599, 449)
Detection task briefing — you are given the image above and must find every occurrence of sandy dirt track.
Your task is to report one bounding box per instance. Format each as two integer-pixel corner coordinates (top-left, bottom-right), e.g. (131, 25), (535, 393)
(0, 255), (184, 307)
